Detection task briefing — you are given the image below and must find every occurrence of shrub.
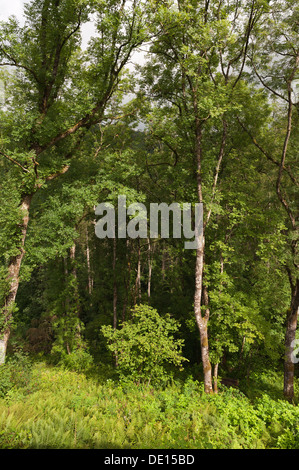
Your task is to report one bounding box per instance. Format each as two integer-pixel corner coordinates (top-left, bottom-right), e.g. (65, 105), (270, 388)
(0, 348), (34, 398)
(0, 366), (12, 398)
(0, 429), (32, 449)
(101, 304), (187, 385)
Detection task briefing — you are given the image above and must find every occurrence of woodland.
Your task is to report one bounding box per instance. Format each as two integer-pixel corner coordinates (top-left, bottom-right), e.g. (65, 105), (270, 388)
(0, 0), (298, 450)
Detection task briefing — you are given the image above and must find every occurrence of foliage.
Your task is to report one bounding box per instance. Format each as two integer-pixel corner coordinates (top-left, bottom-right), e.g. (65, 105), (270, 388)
(101, 304), (187, 385)
(0, 348), (35, 398)
(0, 0), (298, 449)
(0, 362), (299, 449)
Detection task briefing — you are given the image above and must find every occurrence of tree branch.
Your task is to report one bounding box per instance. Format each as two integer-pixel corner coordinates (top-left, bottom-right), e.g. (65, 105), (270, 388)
(0, 150), (30, 173)
(0, 48), (41, 84)
(237, 117), (298, 187)
(205, 119), (228, 228)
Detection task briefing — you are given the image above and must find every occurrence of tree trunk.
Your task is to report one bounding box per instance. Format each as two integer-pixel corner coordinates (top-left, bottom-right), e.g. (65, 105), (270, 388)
(194, 235), (213, 394)
(134, 239), (141, 305)
(85, 225), (93, 295)
(194, 122), (213, 394)
(112, 237), (118, 367)
(284, 278), (299, 401)
(213, 363), (219, 394)
(122, 240), (131, 322)
(147, 237), (152, 301)
(70, 242), (80, 316)
(1, 193), (33, 361)
(113, 237), (118, 331)
(161, 241), (166, 282)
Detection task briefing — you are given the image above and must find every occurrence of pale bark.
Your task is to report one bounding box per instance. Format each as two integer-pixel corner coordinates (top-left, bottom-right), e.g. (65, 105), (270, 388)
(85, 226), (93, 295)
(122, 239), (131, 322)
(147, 237), (152, 300)
(213, 363), (219, 394)
(161, 241), (166, 282)
(194, 234), (213, 394)
(113, 237), (118, 331)
(112, 237), (118, 367)
(193, 121), (213, 394)
(1, 194), (33, 361)
(134, 239), (141, 305)
(284, 278), (299, 400)
(70, 242), (81, 317)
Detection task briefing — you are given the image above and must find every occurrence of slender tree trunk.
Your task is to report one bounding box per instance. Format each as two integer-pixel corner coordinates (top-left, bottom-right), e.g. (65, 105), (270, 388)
(67, 242), (81, 351)
(147, 237), (152, 301)
(194, 123), (213, 394)
(85, 226), (93, 295)
(70, 242), (80, 316)
(213, 363), (219, 394)
(194, 235), (213, 394)
(70, 243), (76, 277)
(284, 278), (299, 401)
(113, 238), (118, 330)
(134, 239), (141, 305)
(237, 335), (246, 370)
(122, 239), (131, 322)
(1, 193), (33, 361)
(63, 255), (70, 312)
(161, 241), (166, 282)
(112, 237), (118, 366)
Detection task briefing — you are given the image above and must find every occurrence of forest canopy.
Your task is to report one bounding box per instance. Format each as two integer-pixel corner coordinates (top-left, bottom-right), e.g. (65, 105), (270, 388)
(0, 0), (298, 425)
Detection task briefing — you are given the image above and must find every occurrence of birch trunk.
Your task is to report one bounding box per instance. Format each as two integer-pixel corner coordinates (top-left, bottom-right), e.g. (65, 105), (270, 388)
(122, 240), (131, 323)
(1, 194), (33, 361)
(284, 278), (299, 400)
(112, 238), (118, 367)
(213, 363), (219, 394)
(113, 238), (118, 331)
(194, 234), (213, 393)
(194, 122), (213, 394)
(85, 226), (93, 295)
(134, 239), (141, 305)
(70, 242), (81, 318)
(147, 238), (152, 301)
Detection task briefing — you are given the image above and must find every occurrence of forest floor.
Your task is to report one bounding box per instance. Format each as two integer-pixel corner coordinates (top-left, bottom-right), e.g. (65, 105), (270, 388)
(1, 356), (299, 449)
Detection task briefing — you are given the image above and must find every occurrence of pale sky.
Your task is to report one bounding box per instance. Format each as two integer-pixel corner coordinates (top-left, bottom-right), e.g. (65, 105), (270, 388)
(0, 0), (146, 65)
(0, 0), (96, 49)
(0, 0), (146, 116)
(0, 0), (26, 22)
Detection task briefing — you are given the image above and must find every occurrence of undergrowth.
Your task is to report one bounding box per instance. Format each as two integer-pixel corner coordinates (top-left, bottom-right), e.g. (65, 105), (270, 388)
(0, 358), (299, 449)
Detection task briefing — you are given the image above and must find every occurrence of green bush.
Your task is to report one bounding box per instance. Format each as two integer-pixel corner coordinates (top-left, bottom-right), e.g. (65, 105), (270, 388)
(52, 347), (94, 373)
(50, 315), (94, 372)
(0, 366), (12, 398)
(101, 304), (187, 385)
(0, 429), (32, 449)
(0, 349), (33, 398)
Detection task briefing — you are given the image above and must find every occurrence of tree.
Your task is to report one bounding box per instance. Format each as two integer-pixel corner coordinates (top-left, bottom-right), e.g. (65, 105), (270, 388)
(0, 0), (147, 360)
(238, 0), (299, 399)
(140, 0), (267, 393)
(101, 304), (187, 384)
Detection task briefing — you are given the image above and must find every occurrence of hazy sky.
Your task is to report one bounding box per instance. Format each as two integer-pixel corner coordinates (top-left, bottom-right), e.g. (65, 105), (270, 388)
(0, 0), (96, 49)
(0, 0), (146, 65)
(0, 0), (26, 22)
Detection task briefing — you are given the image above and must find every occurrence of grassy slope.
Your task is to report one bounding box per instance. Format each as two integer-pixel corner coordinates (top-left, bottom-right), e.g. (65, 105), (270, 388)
(0, 361), (299, 449)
